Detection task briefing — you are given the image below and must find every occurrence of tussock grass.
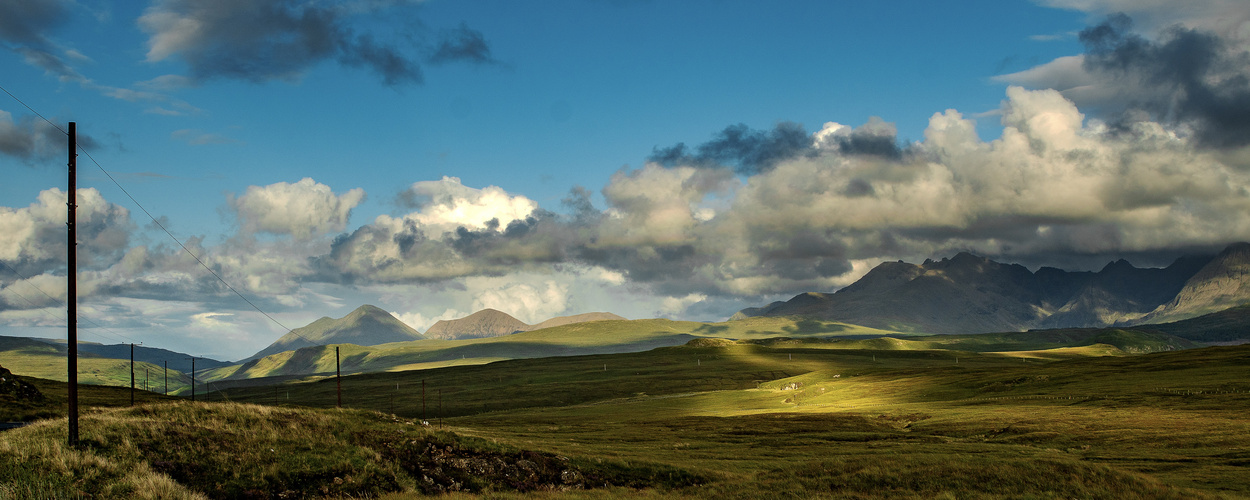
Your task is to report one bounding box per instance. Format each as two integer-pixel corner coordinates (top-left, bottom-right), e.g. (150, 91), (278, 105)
(0, 402), (701, 499)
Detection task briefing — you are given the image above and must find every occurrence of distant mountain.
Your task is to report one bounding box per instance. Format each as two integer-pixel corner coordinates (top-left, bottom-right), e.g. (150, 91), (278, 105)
(424, 309), (531, 340)
(1136, 243), (1250, 324)
(247, 305), (424, 361)
(732, 244), (1250, 334)
(424, 310), (628, 341)
(0, 336), (229, 373)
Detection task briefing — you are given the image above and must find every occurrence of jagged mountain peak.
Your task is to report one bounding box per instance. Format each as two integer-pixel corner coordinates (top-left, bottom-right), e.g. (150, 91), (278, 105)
(1099, 259), (1137, 273)
(1138, 242), (1250, 323)
(731, 244), (1247, 334)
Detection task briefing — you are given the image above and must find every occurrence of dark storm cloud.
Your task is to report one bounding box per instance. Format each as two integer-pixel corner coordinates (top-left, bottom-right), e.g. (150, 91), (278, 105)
(0, 0), (82, 85)
(0, 0), (68, 46)
(140, 0), (496, 87)
(0, 113), (99, 163)
(649, 122), (815, 174)
(1080, 14), (1250, 148)
(833, 123), (903, 159)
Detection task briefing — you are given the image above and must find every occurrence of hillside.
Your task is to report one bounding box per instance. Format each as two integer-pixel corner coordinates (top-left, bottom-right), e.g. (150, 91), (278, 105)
(0, 336), (228, 373)
(733, 244), (1241, 334)
(423, 309), (627, 340)
(247, 304), (424, 361)
(1137, 243), (1250, 324)
(0, 336), (194, 394)
(529, 311), (626, 330)
(203, 316), (899, 382)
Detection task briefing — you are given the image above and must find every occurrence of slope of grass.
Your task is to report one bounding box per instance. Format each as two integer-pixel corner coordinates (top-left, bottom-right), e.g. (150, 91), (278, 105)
(1, 376), (179, 422)
(203, 317), (902, 382)
(1, 350), (193, 396)
(443, 343), (1250, 497)
(0, 402), (701, 499)
(1144, 303), (1250, 342)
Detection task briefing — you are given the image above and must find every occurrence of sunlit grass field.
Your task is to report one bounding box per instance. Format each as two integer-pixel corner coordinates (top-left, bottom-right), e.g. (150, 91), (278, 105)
(3, 331), (1247, 498)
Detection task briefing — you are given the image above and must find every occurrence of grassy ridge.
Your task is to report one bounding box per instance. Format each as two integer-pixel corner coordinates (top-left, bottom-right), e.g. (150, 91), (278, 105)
(0, 336), (193, 395)
(0, 402), (700, 499)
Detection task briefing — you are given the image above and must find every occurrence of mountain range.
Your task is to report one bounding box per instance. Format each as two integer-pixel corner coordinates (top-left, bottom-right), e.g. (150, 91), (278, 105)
(733, 243), (1250, 335)
(246, 305), (625, 361)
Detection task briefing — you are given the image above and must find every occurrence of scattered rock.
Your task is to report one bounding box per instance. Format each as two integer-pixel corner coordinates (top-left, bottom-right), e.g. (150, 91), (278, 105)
(0, 364), (43, 402)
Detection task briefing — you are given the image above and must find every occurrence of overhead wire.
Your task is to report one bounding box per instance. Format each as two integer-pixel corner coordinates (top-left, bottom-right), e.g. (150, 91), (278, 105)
(0, 83), (327, 350)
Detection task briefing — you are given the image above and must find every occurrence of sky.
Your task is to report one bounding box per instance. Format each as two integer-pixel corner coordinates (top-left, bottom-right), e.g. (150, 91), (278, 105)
(2, 0), (1250, 361)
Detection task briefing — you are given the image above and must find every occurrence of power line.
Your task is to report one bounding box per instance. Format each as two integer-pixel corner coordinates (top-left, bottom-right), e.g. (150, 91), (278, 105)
(0, 84), (65, 135)
(0, 83), (325, 349)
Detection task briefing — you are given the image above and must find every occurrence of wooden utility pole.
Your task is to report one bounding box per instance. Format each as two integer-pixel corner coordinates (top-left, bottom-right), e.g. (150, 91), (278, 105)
(66, 122), (78, 447)
(130, 343), (135, 406)
(335, 346), (342, 409)
(188, 357), (196, 402)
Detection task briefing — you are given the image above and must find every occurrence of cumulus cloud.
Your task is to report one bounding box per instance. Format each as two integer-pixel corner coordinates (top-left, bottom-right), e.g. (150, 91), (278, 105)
(317, 86), (1250, 301)
(320, 177), (553, 283)
(658, 293), (707, 317)
(396, 176), (538, 235)
(471, 280), (569, 325)
(228, 178), (364, 239)
(0, 187), (132, 273)
(138, 0), (495, 86)
(390, 308), (465, 333)
(1000, 5), (1250, 148)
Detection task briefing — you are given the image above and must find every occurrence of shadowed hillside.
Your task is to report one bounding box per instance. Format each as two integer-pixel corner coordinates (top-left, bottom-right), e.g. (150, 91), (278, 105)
(423, 309), (627, 340)
(733, 244), (1246, 334)
(247, 304), (424, 361)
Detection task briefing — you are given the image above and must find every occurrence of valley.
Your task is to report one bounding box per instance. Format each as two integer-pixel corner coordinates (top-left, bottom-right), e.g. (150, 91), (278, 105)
(3, 326), (1248, 498)
(3, 247), (1249, 498)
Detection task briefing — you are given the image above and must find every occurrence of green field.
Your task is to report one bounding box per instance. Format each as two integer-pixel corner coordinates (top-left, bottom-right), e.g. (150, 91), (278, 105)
(3, 325), (1246, 498)
(0, 336), (193, 397)
(199, 317), (902, 384)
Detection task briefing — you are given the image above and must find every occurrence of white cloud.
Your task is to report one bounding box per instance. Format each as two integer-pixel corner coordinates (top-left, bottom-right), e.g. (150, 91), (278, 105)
(471, 279), (570, 324)
(397, 176), (539, 235)
(658, 293), (707, 317)
(228, 178), (365, 239)
(390, 308), (466, 333)
(191, 311), (233, 328)
(0, 187), (131, 268)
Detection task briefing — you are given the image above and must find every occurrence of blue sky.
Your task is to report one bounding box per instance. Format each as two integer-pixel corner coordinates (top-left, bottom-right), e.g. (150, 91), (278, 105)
(3, 0), (1249, 360)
